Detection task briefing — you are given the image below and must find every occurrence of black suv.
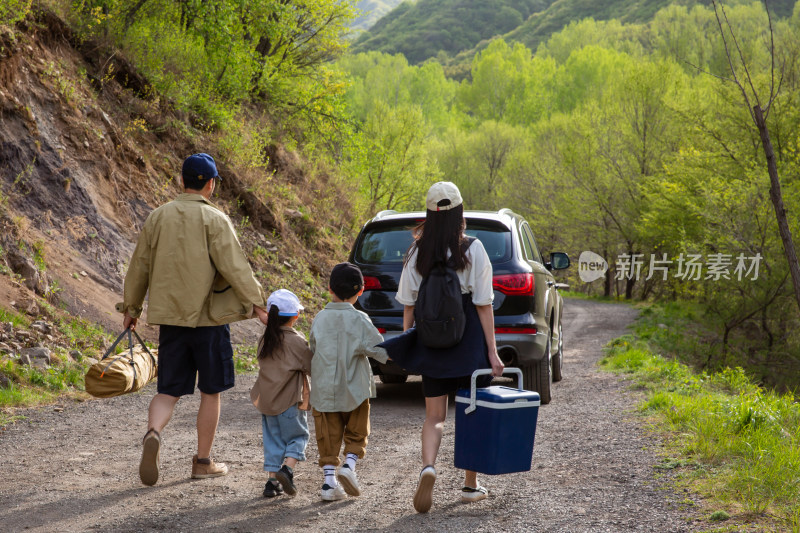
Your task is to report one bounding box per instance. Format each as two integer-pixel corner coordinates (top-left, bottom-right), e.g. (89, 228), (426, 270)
(349, 209), (570, 404)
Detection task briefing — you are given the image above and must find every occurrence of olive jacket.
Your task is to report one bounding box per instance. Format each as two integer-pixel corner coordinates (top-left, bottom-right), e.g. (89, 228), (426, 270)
(116, 193), (265, 327)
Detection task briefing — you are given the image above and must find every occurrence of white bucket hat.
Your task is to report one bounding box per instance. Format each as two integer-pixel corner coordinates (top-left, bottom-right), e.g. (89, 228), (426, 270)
(426, 181), (463, 211)
(266, 289), (304, 317)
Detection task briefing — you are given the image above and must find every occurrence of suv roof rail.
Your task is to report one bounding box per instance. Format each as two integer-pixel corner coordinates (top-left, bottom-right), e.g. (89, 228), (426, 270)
(373, 210), (399, 220)
(497, 208), (516, 218)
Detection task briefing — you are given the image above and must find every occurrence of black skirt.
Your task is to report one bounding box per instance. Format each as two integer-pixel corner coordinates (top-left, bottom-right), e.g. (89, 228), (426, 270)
(378, 294), (490, 379)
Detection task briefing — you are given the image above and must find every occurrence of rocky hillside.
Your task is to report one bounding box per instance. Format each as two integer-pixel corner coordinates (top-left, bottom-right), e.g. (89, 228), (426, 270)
(0, 9), (357, 371)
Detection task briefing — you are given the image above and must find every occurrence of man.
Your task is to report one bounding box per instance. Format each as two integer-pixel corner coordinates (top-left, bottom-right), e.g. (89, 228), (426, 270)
(117, 153), (269, 486)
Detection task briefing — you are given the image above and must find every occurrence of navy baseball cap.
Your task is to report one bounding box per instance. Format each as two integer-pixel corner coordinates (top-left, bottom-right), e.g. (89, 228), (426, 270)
(182, 153), (220, 182)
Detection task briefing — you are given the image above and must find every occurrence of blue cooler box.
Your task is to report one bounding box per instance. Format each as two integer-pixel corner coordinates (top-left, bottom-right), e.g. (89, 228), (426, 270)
(454, 369), (540, 475)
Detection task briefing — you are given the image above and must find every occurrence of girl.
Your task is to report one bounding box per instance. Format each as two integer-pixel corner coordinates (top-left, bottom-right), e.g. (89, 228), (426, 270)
(250, 289), (313, 497)
(380, 181), (504, 513)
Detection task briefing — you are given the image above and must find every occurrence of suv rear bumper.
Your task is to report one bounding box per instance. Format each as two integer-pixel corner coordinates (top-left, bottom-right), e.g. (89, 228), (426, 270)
(370, 329), (549, 377)
(497, 330), (549, 366)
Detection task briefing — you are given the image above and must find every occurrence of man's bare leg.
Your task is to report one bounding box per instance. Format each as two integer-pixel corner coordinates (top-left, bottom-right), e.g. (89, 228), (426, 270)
(140, 393), (179, 486)
(148, 393), (180, 432)
(197, 392), (220, 459)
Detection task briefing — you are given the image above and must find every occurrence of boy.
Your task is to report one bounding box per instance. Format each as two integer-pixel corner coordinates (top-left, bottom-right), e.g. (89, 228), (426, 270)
(309, 262), (389, 501)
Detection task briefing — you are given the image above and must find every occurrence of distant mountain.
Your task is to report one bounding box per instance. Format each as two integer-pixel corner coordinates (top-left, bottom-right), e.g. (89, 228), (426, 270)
(352, 0), (555, 63)
(505, 0), (797, 52)
(351, 0), (407, 32)
(354, 0), (797, 64)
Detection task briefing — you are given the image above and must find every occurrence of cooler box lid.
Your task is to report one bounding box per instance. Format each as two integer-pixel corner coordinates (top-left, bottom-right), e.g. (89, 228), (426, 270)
(455, 386), (541, 408)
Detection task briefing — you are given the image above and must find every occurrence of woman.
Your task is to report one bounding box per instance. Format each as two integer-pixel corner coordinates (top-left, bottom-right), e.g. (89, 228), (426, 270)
(380, 181), (504, 513)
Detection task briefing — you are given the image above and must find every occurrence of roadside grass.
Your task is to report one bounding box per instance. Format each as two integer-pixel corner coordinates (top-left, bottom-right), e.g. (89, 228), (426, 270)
(601, 321), (800, 530)
(0, 358), (84, 407)
(1, 304), (121, 419)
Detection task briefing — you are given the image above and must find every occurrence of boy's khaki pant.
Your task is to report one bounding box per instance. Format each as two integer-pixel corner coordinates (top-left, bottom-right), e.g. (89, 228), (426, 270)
(312, 400), (370, 466)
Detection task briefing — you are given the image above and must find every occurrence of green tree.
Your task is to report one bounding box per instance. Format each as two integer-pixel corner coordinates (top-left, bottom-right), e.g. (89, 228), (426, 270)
(457, 39), (532, 122)
(347, 102), (440, 212)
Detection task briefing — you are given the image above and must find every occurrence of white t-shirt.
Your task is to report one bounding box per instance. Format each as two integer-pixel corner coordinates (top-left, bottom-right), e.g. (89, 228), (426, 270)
(396, 239), (494, 307)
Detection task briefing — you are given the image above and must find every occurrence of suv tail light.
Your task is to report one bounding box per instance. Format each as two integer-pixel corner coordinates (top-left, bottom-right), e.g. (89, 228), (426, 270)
(493, 273), (534, 295)
(363, 276), (381, 290)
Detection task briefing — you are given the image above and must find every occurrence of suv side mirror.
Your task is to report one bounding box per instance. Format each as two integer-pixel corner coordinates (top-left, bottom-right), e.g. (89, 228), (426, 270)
(547, 252), (570, 270)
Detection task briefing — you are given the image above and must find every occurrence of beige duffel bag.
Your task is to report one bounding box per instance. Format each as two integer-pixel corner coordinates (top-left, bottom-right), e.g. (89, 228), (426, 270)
(85, 328), (158, 398)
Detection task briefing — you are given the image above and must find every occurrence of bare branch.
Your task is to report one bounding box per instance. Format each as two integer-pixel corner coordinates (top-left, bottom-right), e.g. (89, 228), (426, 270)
(765, 57), (785, 118)
(720, 1), (762, 109)
(682, 58), (735, 84)
(710, 0), (757, 123)
(764, 0), (776, 103)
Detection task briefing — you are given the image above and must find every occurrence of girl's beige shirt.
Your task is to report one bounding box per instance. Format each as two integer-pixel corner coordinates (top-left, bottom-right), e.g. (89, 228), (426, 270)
(250, 326), (313, 416)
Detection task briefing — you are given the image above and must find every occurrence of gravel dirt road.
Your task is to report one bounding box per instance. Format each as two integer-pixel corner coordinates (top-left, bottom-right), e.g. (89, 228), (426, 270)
(0, 298), (704, 532)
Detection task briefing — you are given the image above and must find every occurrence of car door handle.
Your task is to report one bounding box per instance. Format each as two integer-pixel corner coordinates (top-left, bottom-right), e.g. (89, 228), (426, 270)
(546, 281), (554, 287)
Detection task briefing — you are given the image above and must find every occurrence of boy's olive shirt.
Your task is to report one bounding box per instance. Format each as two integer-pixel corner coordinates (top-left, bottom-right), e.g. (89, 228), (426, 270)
(117, 193), (265, 327)
(309, 302), (388, 413)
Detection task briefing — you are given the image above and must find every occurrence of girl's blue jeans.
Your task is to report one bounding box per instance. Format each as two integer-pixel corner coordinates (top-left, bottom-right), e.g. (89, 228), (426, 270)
(261, 404), (309, 472)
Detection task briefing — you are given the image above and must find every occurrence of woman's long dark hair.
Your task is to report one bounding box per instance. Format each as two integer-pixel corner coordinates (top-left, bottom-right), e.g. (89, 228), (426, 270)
(406, 204), (470, 277)
(258, 305), (293, 359)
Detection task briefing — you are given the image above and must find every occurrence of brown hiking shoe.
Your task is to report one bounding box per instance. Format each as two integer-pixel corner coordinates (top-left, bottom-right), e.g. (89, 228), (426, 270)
(191, 455), (228, 479)
(139, 429), (161, 486)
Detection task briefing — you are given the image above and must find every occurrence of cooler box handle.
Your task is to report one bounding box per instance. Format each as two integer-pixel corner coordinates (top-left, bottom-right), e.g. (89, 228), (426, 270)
(465, 367), (524, 415)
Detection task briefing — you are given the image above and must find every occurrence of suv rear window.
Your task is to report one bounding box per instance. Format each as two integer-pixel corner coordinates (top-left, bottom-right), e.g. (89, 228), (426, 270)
(355, 221), (512, 265)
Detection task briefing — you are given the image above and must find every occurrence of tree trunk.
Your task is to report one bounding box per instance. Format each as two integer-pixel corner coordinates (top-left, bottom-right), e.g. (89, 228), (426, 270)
(602, 247), (611, 297)
(625, 276), (635, 300)
(624, 246), (636, 300)
(754, 105), (800, 312)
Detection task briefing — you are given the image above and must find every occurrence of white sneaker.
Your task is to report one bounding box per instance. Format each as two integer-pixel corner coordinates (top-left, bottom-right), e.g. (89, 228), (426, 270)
(338, 464), (361, 497)
(461, 484), (488, 503)
(320, 483), (346, 501)
(413, 465), (436, 513)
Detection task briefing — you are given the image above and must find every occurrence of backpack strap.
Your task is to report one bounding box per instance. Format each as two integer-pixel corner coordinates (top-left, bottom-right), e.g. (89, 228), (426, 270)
(445, 236), (477, 268)
(462, 236), (477, 251)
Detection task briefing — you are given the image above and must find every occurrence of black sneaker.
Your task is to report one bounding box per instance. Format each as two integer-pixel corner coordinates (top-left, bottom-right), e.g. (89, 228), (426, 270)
(275, 464), (297, 496)
(263, 479), (284, 498)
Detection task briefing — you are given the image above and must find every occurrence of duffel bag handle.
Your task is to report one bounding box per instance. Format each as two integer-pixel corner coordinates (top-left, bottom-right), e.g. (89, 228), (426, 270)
(99, 327), (156, 380)
(465, 367), (524, 415)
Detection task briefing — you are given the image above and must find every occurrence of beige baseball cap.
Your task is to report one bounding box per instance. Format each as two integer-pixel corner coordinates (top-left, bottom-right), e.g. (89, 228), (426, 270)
(426, 181), (463, 211)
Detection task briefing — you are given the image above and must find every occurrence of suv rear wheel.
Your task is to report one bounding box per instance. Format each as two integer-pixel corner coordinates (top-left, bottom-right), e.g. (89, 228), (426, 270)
(523, 330), (552, 404)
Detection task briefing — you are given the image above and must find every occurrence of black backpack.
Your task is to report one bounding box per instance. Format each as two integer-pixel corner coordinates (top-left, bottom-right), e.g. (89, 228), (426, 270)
(414, 237), (475, 349)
